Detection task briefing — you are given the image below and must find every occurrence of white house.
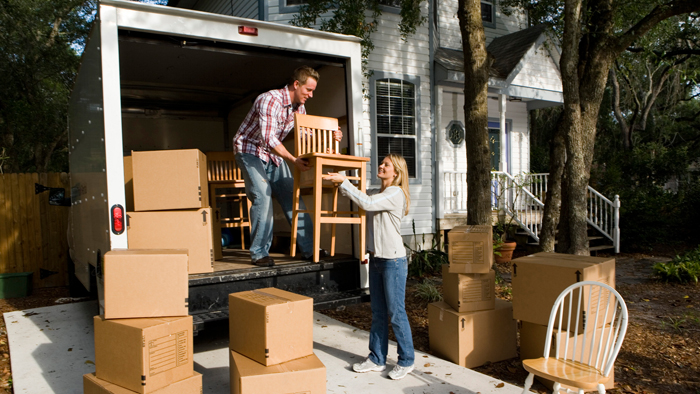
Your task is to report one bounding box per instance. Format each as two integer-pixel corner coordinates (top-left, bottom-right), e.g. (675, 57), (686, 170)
(167, 0), (565, 245)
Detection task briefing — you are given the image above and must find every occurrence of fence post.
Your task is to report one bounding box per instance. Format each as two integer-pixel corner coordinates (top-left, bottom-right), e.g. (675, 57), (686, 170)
(613, 195), (620, 254)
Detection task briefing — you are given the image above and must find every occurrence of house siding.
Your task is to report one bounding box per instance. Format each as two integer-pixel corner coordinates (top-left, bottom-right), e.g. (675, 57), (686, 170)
(510, 45), (563, 92)
(438, 0), (527, 49)
(191, 0), (259, 19)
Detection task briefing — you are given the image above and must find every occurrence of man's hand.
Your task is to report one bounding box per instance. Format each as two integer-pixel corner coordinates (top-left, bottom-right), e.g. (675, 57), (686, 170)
(294, 157), (311, 172)
(333, 126), (342, 142)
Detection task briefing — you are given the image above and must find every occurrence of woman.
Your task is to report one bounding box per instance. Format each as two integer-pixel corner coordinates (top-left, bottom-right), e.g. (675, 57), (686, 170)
(325, 154), (415, 380)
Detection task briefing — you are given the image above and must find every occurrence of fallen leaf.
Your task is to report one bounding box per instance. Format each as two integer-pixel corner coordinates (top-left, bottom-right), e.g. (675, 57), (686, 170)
(424, 372), (432, 374)
(683, 295), (689, 298)
(495, 382), (504, 388)
(67, 348), (72, 352)
(321, 325), (327, 328)
(85, 360), (95, 365)
(423, 355), (429, 358)
(424, 363), (432, 367)
(643, 299), (650, 302)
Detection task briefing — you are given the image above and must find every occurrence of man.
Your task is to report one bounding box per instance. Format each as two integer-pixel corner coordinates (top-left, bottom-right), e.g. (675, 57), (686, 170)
(233, 66), (342, 266)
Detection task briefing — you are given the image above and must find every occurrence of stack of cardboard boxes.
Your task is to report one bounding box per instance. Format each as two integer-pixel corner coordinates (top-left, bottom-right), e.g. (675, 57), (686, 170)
(512, 252), (617, 391)
(84, 249), (201, 393)
(125, 149), (222, 274)
(227, 288), (326, 394)
(429, 225), (518, 368)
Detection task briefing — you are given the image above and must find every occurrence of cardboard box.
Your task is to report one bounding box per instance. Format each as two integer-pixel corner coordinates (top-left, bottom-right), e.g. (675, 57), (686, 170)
(101, 249), (189, 319)
(428, 299), (517, 368)
(442, 264), (495, 313)
(448, 225), (493, 273)
(230, 350), (326, 394)
(94, 315), (193, 394)
(132, 149), (208, 211)
(519, 321), (615, 390)
(127, 208), (218, 274)
(229, 288), (313, 366)
(83, 372), (202, 394)
(124, 155), (134, 212)
(511, 253), (616, 329)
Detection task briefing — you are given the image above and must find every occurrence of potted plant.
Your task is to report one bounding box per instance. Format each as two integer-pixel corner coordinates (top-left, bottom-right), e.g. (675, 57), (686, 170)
(492, 221), (517, 264)
(490, 172), (532, 264)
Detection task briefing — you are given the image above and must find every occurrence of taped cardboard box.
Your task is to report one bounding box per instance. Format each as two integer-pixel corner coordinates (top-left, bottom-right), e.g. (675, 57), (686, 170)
(229, 288), (313, 366)
(101, 249), (188, 319)
(428, 299), (517, 368)
(519, 321), (615, 390)
(511, 253), (615, 329)
(447, 225), (493, 274)
(94, 315), (193, 394)
(132, 149), (209, 211)
(442, 264), (495, 313)
(127, 208), (218, 274)
(83, 372), (202, 394)
(230, 350), (326, 394)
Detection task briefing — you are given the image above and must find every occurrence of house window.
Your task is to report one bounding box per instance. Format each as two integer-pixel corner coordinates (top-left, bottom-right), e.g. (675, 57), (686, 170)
(375, 78), (418, 179)
(286, 0), (307, 5)
(481, 0), (496, 27)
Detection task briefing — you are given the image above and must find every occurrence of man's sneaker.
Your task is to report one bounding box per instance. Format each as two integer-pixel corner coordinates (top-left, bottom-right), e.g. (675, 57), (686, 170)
(252, 256), (275, 267)
(352, 358), (385, 373)
(388, 364), (414, 380)
(302, 249), (329, 261)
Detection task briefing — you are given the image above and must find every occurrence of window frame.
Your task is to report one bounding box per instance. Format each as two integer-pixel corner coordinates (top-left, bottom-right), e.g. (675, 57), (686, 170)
(370, 71), (422, 185)
(279, 0), (306, 14)
(481, 0), (497, 29)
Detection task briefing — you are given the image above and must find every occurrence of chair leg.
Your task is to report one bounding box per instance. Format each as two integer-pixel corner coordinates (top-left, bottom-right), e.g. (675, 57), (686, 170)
(522, 373), (534, 393)
(312, 164), (322, 262)
(238, 194), (246, 249)
(596, 383), (606, 394)
(330, 185), (338, 256)
(290, 172), (301, 258)
(552, 382), (561, 393)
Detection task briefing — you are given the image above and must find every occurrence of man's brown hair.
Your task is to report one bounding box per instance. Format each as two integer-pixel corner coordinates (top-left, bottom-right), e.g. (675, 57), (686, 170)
(292, 66), (320, 86)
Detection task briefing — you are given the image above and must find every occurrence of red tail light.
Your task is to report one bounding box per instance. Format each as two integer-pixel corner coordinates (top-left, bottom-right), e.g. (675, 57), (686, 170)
(111, 204), (125, 234)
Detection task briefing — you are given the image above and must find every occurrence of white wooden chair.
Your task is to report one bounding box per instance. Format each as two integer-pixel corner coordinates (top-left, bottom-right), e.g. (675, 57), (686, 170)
(522, 281), (628, 394)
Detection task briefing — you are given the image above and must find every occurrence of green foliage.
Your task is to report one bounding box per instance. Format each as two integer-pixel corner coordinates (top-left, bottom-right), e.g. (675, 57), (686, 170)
(0, 0), (96, 173)
(653, 245), (700, 284)
(405, 220), (448, 279)
(414, 279), (442, 303)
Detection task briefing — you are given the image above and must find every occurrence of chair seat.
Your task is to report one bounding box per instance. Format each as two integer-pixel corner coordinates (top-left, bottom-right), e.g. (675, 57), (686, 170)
(522, 358), (612, 390)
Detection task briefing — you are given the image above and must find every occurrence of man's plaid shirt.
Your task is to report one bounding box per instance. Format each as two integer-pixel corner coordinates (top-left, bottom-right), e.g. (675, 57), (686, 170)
(233, 86), (305, 166)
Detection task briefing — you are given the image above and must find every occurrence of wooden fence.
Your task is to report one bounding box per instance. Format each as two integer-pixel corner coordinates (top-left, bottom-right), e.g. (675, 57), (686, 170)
(0, 173), (70, 289)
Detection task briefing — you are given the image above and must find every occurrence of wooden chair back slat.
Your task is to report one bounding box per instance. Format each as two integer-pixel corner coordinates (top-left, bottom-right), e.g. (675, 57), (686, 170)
(205, 152), (244, 182)
(294, 113), (340, 156)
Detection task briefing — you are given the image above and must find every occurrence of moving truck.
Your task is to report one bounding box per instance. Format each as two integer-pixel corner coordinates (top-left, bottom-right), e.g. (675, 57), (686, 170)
(68, 0), (368, 334)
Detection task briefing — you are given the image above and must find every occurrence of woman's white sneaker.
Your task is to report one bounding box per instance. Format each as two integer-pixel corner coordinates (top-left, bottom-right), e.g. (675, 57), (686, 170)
(352, 358), (386, 373)
(388, 364), (414, 380)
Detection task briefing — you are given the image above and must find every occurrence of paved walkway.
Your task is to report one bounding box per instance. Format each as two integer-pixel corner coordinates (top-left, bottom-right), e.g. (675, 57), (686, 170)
(4, 301), (523, 394)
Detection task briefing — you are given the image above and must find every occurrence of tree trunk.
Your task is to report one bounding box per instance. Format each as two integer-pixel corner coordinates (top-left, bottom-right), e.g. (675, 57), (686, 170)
(457, 0), (492, 226)
(538, 114), (565, 252)
(556, 168), (570, 253)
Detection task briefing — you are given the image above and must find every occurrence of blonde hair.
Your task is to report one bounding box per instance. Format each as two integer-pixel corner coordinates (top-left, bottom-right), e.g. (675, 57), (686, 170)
(386, 154), (411, 215)
(292, 66), (320, 86)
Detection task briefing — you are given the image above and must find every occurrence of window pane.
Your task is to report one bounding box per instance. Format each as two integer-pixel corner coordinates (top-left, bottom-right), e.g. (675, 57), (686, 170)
(377, 95), (389, 115)
(375, 78), (417, 178)
(481, 2), (493, 23)
(402, 117), (415, 135)
(389, 80), (402, 97)
(378, 137), (416, 177)
(402, 83), (414, 98)
(390, 116), (403, 134)
(376, 80), (389, 96)
(390, 97), (402, 115)
(377, 116), (390, 133)
(402, 98), (415, 116)
(378, 0), (401, 7)
(287, 0), (308, 5)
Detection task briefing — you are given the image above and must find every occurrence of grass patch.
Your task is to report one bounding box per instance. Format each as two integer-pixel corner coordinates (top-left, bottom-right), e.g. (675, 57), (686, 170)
(653, 245), (700, 284)
(414, 279), (442, 303)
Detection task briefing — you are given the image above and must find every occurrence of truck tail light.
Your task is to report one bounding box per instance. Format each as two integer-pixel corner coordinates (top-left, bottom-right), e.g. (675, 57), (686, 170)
(238, 26), (258, 36)
(111, 204), (125, 235)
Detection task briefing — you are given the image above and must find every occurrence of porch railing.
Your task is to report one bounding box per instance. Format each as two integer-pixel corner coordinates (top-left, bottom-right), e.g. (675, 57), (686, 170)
(441, 171), (621, 253)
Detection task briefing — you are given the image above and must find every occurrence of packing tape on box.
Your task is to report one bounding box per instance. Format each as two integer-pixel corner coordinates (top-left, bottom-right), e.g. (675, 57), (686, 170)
(250, 290), (296, 313)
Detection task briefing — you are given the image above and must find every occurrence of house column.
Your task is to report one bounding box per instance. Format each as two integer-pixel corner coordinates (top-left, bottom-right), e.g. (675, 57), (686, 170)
(498, 93), (508, 173)
(436, 85), (444, 220)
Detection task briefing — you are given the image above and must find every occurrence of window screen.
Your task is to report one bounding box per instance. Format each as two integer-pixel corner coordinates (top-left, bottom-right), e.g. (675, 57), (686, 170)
(481, 1), (494, 24)
(376, 78), (417, 178)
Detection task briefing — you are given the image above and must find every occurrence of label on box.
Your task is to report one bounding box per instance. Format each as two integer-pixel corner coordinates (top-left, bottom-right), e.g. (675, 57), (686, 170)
(148, 330), (189, 376)
(452, 242), (485, 264)
(462, 278), (493, 304)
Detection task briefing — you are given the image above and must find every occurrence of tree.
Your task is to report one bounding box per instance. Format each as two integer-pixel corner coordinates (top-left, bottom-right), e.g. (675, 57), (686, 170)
(0, 0), (95, 173)
(457, 0), (493, 226)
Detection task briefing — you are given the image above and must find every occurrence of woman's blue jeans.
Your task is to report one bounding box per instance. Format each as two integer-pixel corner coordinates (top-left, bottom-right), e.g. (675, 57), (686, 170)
(368, 256), (415, 367)
(235, 153), (313, 260)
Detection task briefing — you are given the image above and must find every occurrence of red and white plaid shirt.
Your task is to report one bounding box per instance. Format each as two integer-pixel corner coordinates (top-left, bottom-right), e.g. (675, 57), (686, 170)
(233, 86), (305, 166)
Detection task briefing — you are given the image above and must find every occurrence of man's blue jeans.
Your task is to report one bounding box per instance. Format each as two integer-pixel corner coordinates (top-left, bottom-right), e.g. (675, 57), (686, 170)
(368, 256), (415, 367)
(235, 153), (313, 260)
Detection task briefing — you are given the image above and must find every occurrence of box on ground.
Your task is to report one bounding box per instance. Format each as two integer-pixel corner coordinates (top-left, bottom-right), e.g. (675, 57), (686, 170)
(442, 264), (495, 313)
(447, 225), (493, 274)
(94, 315), (193, 394)
(0, 272), (33, 299)
(127, 208), (219, 274)
(519, 321), (615, 391)
(230, 350), (326, 394)
(132, 149), (208, 211)
(428, 299), (517, 368)
(229, 288), (313, 366)
(511, 252), (615, 329)
(83, 372), (202, 394)
(101, 249), (188, 319)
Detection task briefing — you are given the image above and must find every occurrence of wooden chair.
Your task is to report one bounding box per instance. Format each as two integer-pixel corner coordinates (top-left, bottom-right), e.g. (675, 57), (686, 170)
(290, 113), (370, 262)
(522, 281), (629, 394)
(206, 151), (250, 249)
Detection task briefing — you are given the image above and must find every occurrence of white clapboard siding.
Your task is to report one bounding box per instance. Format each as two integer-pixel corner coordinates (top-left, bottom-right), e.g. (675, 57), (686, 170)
(510, 45), (563, 92)
(189, 0), (258, 19)
(438, 0), (528, 50)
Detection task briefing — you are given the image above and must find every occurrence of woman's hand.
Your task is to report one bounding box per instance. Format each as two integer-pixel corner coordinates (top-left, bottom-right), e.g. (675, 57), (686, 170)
(324, 172), (346, 184)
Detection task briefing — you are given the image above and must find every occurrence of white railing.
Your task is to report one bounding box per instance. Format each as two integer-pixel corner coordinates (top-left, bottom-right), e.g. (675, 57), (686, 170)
(441, 171), (621, 253)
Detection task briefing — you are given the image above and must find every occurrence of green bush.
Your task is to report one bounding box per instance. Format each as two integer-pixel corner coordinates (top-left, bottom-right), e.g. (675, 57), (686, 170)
(405, 220), (448, 279)
(653, 245), (700, 284)
(414, 279), (442, 303)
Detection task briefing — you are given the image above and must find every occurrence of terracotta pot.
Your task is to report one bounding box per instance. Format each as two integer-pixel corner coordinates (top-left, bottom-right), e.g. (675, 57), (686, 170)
(494, 241), (517, 264)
